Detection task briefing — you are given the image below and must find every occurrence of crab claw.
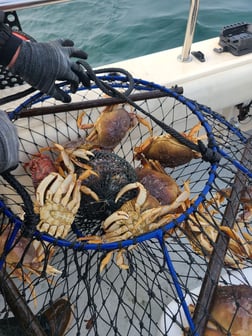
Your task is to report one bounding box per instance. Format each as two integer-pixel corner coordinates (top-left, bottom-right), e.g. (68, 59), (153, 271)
(116, 249), (129, 270)
(100, 251), (113, 273)
(78, 169), (100, 201)
(115, 182), (147, 211)
(54, 142), (94, 173)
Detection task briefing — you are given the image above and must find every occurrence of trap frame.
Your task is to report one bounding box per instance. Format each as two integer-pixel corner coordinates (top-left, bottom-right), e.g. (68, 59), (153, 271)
(0, 76), (251, 336)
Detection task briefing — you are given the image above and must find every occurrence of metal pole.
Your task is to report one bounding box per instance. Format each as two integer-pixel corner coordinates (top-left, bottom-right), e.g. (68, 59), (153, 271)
(192, 137), (252, 335)
(0, 0), (69, 11)
(178, 0), (200, 62)
(0, 268), (47, 336)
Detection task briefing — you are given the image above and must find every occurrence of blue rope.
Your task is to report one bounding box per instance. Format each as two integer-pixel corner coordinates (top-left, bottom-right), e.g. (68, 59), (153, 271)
(0, 200), (22, 270)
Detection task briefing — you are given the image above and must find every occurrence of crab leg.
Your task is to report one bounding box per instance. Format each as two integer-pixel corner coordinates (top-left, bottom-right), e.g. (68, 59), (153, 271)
(71, 148), (94, 160)
(67, 180), (82, 212)
(53, 173), (77, 205)
(54, 143), (94, 173)
(103, 211), (129, 230)
(36, 172), (63, 205)
(100, 251), (113, 273)
(116, 249), (129, 270)
(134, 114), (153, 136)
(220, 226), (252, 258)
(78, 170), (100, 202)
(115, 182), (147, 208)
(77, 111), (94, 130)
(54, 143), (75, 172)
(132, 189), (190, 231)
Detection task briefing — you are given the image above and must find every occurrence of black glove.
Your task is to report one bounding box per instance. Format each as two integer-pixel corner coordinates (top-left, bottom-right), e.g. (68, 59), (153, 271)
(0, 110), (19, 174)
(0, 12), (22, 67)
(9, 39), (90, 102)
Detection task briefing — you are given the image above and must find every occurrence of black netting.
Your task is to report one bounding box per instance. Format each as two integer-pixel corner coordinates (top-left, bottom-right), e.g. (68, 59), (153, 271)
(0, 78), (251, 336)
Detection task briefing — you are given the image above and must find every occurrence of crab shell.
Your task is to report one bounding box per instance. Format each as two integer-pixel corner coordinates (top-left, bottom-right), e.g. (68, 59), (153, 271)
(24, 153), (57, 189)
(87, 105), (135, 149)
(134, 134), (201, 168)
(200, 285), (252, 336)
(134, 122), (205, 168)
(78, 104), (152, 150)
(135, 159), (180, 205)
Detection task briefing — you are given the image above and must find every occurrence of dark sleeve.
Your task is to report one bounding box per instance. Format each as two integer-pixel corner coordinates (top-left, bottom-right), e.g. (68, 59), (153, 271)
(0, 11), (22, 67)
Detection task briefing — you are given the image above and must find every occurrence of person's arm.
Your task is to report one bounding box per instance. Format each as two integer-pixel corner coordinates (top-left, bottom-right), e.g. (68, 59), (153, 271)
(0, 11), (90, 102)
(0, 110), (19, 174)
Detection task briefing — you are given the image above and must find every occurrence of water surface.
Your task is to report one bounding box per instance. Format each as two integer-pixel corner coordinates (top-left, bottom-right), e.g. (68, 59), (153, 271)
(18, 0), (252, 66)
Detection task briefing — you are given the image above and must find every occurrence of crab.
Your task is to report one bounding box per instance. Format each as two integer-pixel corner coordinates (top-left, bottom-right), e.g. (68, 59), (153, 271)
(77, 102), (153, 150)
(40, 140), (95, 176)
(187, 284), (252, 336)
(34, 172), (82, 238)
(79, 181), (190, 272)
(240, 203), (252, 223)
(134, 122), (206, 168)
(23, 153), (58, 189)
(180, 196), (252, 268)
(0, 224), (61, 305)
(208, 185), (252, 225)
(135, 157), (180, 205)
(234, 185), (252, 224)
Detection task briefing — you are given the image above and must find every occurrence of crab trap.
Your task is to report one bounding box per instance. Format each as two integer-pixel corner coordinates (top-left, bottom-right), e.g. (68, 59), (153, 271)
(0, 74), (251, 336)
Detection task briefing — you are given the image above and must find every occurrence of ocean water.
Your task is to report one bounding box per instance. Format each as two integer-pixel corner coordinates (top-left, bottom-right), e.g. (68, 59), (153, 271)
(17, 0), (252, 67)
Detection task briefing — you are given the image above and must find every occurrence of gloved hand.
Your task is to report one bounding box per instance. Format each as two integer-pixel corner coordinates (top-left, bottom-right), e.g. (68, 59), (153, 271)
(0, 110), (19, 174)
(9, 39), (90, 102)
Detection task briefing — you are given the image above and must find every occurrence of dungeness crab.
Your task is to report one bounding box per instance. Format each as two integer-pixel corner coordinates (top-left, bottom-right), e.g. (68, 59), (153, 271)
(80, 181), (190, 272)
(34, 172), (81, 238)
(135, 158), (180, 205)
(134, 122), (206, 168)
(0, 224), (61, 305)
(77, 102), (152, 150)
(188, 284), (252, 336)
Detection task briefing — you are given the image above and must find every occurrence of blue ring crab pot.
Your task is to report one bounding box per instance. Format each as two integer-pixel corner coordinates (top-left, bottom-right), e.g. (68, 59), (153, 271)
(0, 76), (251, 336)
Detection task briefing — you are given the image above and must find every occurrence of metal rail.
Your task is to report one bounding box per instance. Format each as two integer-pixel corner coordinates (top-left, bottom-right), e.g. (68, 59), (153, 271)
(192, 137), (252, 335)
(0, 0), (69, 11)
(0, 268), (47, 336)
(178, 0), (200, 62)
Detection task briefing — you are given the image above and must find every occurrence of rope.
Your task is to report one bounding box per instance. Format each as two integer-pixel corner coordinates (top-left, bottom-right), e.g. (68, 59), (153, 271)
(77, 60), (135, 98)
(0, 87), (36, 106)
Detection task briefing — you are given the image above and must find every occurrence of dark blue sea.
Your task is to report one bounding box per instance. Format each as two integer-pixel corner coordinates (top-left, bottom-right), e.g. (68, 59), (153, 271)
(18, 0), (252, 67)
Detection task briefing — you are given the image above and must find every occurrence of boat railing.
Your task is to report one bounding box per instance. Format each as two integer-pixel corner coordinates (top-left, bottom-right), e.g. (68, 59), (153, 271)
(178, 0), (200, 62)
(0, 0), (69, 11)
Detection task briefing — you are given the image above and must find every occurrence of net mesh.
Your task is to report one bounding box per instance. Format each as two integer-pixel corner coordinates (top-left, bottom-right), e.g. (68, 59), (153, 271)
(0, 78), (251, 336)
